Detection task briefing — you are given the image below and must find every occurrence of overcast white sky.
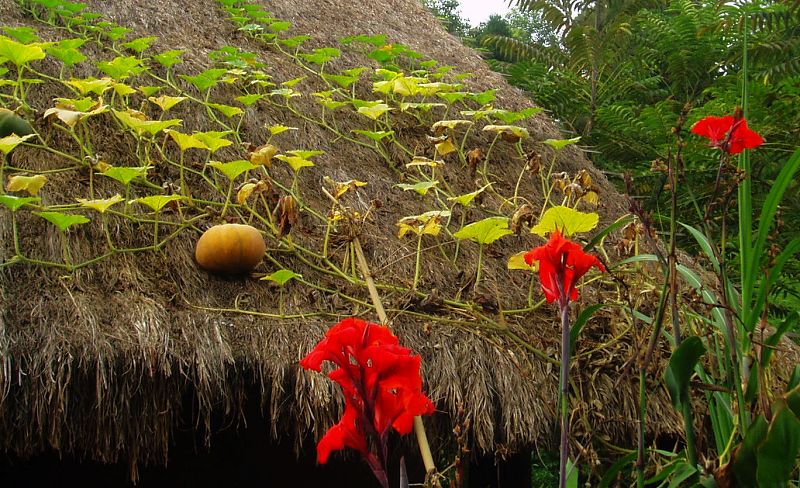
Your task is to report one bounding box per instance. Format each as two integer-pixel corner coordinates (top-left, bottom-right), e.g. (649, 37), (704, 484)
(458, 0), (511, 26)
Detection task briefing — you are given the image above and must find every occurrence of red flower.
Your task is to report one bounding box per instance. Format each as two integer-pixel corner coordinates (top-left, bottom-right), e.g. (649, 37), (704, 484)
(524, 230), (606, 304)
(300, 318), (434, 470)
(691, 115), (764, 154)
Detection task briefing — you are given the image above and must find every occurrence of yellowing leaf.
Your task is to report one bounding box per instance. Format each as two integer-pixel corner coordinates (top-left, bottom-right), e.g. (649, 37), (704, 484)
(43, 101), (108, 128)
(249, 143), (279, 166)
(582, 191), (599, 206)
(268, 124), (297, 136)
(112, 82), (136, 96)
(166, 130), (208, 152)
(65, 77), (113, 95)
(193, 131), (232, 154)
(507, 251), (538, 271)
(148, 95), (187, 111)
(431, 119), (473, 133)
(0, 133), (35, 154)
(134, 194), (182, 212)
(112, 109), (181, 137)
(435, 138), (456, 156)
(406, 157), (441, 168)
(77, 194), (124, 213)
(333, 179), (367, 199)
(483, 124), (529, 142)
(531, 205), (599, 237)
(275, 155), (314, 173)
(357, 103), (391, 120)
(6, 174), (47, 195)
(237, 183), (257, 205)
(397, 210), (450, 238)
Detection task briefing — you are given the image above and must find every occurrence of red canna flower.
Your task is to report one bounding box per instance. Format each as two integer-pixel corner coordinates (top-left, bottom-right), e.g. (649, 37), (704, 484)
(300, 317), (434, 486)
(524, 229), (606, 305)
(691, 115), (764, 154)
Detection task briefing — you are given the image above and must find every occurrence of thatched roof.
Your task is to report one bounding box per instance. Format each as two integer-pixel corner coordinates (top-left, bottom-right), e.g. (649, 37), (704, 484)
(0, 0), (688, 478)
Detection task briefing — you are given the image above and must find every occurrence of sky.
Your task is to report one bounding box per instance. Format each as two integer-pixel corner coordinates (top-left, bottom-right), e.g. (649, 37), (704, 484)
(458, 0), (511, 26)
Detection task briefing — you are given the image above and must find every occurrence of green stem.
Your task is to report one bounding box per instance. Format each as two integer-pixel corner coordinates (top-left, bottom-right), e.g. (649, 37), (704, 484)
(474, 244), (483, 291)
(413, 233), (423, 290)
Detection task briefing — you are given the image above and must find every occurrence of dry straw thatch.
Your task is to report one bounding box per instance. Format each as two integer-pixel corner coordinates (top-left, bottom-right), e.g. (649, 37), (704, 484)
(0, 0), (690, 478)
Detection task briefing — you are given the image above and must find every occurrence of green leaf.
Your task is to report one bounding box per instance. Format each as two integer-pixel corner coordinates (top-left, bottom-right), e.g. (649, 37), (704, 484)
(352, 129), (394, 142)
(153, 49), (184, 68)
(0, 194), (39, 212)
(395, 180), (438, 196)
(447, 184), (489, 207)
(96, 55), (146, 80)
(469, 89), (497, 105)
(261, 269), (302, 285)
(437, 92), (469, 104)
(532, 206), (599, 237)
(121, 36), (157, 54)
(733, 415), (769, 487)
(3, 27), (39, 44)
(35, 211), (90, 231)
(100, 165), (150, 185)
(279, 35), (311, 49)
(323, 73), (360, 89)
(756, 408), (800, 486)
(193, 131), (233, 154)
(134, 194), (182, 212)
(298, 47), (340, 65)
(493, 107), (544, 123)
(0, 36), (46, 67)
(281, 76), (307, 87)
(570, 304), (604, 354)
(208, 159), (257, 181)
(566, 458), (579, 488)
(286, 149), (324, 159)
(341, 34), (388, 46)
(208, 102), (244, 118)
(664, 336), (706, 409)
(788, 365), (800, 392)
(584, 214), (634, 251)
(235, 93), (264, 106)
(761, 312), (799, 368)
(181, 68), (227, 91)
(454, 217), (512, 245)
(543, 137), (581, 150)
(44, 38), (86, 66)
(268, 21), (292, 33)
(598, 452), (638, 488)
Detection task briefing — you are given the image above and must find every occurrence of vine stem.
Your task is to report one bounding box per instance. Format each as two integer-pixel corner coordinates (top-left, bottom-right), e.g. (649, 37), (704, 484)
(352, 238), (439, 486)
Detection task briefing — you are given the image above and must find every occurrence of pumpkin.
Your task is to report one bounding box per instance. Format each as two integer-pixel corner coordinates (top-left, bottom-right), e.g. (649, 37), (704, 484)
(195, 223), (266, 274)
